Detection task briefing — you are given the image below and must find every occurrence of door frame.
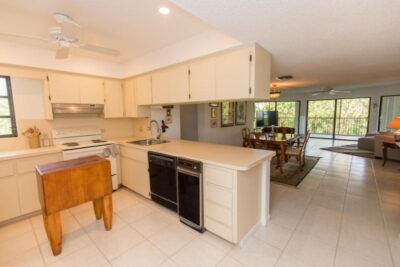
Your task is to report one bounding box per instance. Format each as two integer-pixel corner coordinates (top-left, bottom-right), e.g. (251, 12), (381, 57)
(378, 95), (400, 132)
(306, 97), (371, 140)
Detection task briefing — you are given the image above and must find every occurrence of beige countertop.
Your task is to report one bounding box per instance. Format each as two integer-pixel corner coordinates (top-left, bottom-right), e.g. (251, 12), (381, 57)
(0, 146), (62, 161)
(112, 136), (275, 171)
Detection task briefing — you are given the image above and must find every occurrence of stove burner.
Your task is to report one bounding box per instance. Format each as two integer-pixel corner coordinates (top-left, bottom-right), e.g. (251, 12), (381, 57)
(92, 139), (107, 143)
(62, 142), (79, 147)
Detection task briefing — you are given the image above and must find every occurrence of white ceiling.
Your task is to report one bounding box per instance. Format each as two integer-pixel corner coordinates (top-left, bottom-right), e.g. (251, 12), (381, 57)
(171, 0), (400, 90)
(0, 0), (212, 63)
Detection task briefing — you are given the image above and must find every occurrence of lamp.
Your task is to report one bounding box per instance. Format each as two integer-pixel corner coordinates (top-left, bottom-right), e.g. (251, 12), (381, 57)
(387, 116), (400, 141)
(270, 84), (281, 99)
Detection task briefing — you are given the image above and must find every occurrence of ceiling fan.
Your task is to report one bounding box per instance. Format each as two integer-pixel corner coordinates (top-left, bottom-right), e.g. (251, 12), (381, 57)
(311, 86), (351, 96)
(0, 13), (120, 59)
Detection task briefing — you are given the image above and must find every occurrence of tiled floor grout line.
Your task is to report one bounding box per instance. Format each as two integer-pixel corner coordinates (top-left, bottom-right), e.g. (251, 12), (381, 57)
(69, 208), (114, 266)
(371, 159), (396, 267)
(331, 155), (354, 267)
(29, 218), (48, 267)
(273, 155), (329, 266)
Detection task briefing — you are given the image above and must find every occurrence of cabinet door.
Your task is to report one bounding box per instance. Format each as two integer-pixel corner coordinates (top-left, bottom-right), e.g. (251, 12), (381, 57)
(130, 160), (150, 199)
(79, 76), (104, 104)
(18, 172), (41, 214)
(0, 176), (20, 222)
(123, 79), (135, 117)
(215, 48), (251, 100)
(189, 58), (216, 102)
(169, 65), (189, 103)
(121, 157), (135, 190)
(134, 75), (152, 105)
(151, 70), (170, 104)
(104, 80), (124, 118)
(48, 73), (81, 103)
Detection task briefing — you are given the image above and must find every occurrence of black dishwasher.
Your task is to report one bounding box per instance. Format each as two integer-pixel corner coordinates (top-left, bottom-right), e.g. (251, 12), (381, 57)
(148, 152), (177, 212)
(177, 157), (204, 232)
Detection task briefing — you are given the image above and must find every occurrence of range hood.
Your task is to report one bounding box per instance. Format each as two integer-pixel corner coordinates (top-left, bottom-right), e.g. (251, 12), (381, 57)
(52, 103), (104, 117)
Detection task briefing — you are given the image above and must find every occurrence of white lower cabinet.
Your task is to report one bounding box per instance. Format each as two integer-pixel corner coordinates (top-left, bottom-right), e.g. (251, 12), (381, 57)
(0, 176), (20, 222)
(120, 146), (150, 199)
(0, 152), (62, 223)
(204, 163), (261, 244)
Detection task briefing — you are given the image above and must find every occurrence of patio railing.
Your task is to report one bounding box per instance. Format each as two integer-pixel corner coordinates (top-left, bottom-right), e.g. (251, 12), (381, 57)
(308, 117), (368, 136)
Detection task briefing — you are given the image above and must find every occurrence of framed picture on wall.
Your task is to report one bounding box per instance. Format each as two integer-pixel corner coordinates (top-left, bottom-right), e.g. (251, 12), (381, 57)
(210, 107), (217, 119)
(235, 102), (247, 125)
(221, 102), (235, 127)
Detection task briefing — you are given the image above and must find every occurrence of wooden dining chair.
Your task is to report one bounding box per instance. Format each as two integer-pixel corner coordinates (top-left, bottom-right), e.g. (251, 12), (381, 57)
(241, 127), (251, 147)
(284, 132), (311, 169)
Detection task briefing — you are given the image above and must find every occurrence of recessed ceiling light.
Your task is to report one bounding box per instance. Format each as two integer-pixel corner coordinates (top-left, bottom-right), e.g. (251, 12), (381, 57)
(159, 6), (170, 15)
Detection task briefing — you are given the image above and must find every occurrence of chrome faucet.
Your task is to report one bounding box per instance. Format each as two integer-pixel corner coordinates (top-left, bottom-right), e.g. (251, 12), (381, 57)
(149, 120), (161, 140)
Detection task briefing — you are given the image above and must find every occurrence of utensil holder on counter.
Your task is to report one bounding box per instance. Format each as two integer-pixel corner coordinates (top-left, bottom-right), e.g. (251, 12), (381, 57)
(28, 135), (40, 148)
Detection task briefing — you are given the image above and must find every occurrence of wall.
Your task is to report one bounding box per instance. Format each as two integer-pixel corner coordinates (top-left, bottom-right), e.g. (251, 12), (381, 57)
(149, 106), (181, 139)
(180, 104), (198, 141)
(0, 77), (137, 152)
(123, 29), (241, 77)
(197, 102), (254, 146)
(278, 81), (400, 134)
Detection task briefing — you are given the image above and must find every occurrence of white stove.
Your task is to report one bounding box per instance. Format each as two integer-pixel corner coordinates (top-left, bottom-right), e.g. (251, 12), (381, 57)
(52, 127), (119, 190)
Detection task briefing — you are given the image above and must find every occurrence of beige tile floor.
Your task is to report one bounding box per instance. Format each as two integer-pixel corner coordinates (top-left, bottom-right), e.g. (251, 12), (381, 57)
(1, 139), (400, 267)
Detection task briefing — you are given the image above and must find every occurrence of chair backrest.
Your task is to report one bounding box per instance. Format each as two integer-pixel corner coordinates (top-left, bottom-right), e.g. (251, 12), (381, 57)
(241, 127), (250, 138)
(262, 127), (272, 133)
(300, 131), (311, 153)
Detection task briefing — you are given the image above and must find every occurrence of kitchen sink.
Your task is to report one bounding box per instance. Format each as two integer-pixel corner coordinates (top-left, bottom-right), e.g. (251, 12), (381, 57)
(128, 139), (169, 146)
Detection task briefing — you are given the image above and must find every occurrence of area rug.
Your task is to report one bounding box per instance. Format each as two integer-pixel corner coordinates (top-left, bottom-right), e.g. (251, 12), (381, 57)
(271, 156), (321, 187)
(320, 144), (375, 159)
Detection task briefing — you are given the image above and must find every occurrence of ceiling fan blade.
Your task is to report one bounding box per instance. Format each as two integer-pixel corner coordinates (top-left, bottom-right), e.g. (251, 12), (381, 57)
(311, 91), (324, 96)
(56, 47), (70, 59)
(0, 32), (49, 42)
(78, 44), (120, 56)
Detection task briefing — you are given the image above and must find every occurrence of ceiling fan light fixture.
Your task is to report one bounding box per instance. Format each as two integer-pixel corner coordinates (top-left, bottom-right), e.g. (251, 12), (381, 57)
(270, 85), (281, 99)
(159, 6), (171, 15)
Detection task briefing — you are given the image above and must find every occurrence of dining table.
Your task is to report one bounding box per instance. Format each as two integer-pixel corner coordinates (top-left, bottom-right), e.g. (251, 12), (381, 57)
(245, 132), (301, 173)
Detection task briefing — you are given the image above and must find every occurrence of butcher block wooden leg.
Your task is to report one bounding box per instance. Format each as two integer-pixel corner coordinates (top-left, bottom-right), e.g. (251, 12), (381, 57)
(93, 198), (104, 220)
(44, 213), (62, 256)
(102, 194), (113, 231)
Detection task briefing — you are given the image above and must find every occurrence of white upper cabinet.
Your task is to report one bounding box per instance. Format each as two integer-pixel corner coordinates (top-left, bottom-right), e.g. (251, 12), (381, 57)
(47, 73), (81, 103)
(134, 75), (152, 105)
(47, 73), (105, 104)
(215, 48), (252, 100)
(79, 77), (104, 104)
(169, 65), (189, 103)
(151, 69), (170, 104)
(104, 80), (124, 118)
(189, 57), (216, 102)
(123, 78), (150, 118)
(152, 66), (189, 104)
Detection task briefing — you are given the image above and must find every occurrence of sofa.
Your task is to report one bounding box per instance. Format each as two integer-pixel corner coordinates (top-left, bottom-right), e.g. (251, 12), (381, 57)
(358, 133), (400, 160)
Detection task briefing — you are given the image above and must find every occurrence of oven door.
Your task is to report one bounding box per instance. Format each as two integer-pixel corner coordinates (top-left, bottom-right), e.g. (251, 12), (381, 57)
(62, 146), (118, 190)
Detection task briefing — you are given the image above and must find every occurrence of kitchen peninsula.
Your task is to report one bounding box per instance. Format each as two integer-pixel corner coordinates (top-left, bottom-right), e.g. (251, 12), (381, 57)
(114, 137), (275, 245)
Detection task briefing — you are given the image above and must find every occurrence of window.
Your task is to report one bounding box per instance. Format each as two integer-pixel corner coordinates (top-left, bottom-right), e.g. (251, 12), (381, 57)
(254, 101), (300, 129)
(0, 76), (17, 137)
(379, 95), (400, 132)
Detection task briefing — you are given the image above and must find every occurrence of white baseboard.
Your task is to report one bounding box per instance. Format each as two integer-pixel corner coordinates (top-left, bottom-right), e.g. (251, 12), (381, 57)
(239, 221), (261, 247)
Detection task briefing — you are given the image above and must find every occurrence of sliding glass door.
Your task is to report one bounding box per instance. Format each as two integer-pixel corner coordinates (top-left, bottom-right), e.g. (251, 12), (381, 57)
(307, 98), (370, 140)
(307, 100), (336, 139)
(379, 95), (400, 131)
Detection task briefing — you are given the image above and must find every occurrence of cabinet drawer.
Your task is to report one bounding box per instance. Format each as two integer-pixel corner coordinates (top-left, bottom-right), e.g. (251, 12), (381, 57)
(205, 216), (233, 242)
(0, 160), (14, 178)
(204, 200), (232, 226)
(17, 154), (61, 174)
(204, 165), (234, 189)
(204, 183), (232, 208)
(120, 146), (148, 163)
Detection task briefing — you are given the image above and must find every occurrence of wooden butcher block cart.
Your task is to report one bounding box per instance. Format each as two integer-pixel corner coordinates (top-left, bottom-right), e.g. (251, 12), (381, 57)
(36, 155), (113, 256)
